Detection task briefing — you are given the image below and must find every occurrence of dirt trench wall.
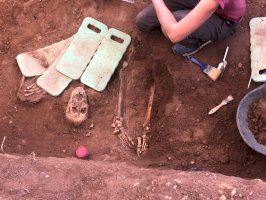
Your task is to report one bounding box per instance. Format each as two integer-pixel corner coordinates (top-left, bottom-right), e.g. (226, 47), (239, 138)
(0, 154), (265, 200)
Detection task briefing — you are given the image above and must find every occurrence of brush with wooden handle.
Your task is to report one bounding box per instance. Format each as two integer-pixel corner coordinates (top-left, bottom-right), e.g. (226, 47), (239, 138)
(186, 56), (222, 81)
(208, 95), (234, 115)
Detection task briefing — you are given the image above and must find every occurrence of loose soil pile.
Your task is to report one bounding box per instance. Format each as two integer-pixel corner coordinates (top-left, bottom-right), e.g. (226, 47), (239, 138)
(0, 0), (266, 180)
(248, 97), (266, 145)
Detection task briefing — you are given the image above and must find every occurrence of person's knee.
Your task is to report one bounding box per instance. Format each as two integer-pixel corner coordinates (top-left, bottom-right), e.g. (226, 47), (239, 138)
(135, 11), (153, 32)
(135, 11), (143, 27)
(135, 11), (147, 31)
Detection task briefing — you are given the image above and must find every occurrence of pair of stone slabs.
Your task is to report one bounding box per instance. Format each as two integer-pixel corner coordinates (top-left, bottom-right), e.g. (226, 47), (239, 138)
(16, 17), (131, 96)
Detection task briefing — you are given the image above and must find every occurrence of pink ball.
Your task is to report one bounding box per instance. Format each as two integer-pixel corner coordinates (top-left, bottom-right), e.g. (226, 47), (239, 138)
(76, 146), (89, 159)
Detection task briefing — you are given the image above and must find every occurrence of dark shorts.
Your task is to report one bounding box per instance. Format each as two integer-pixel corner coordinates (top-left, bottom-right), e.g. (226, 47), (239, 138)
(135, 0), (238, 47)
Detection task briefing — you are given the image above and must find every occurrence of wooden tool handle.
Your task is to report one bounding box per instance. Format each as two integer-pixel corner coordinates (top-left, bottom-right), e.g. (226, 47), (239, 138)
(208, 102), (225, 115)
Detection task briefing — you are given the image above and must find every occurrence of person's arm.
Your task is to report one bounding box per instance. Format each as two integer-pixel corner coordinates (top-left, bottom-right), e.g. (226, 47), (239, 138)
(151, 0), (219, 43)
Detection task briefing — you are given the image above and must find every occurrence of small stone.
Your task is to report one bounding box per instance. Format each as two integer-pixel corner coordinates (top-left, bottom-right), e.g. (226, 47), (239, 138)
(166, 182), (171, 186)
(218, 190), (223, 195)
(249, 192), (253, 196)
(190, 161), (195, 165)
(219, 195), (226, 200)
(167, 156), (172, 160)
(122, 61), (129, 68)
(86, 132), (92, 137)
(231, 188), (237, 197)
(89, 122), (94, 129)
(133, 182), (139, 187)
(174, 179), (182, 184)
(62, 150), (66, 153)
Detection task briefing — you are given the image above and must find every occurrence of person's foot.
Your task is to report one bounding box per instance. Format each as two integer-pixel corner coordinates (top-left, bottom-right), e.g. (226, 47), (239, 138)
(172, 40), (212, 56)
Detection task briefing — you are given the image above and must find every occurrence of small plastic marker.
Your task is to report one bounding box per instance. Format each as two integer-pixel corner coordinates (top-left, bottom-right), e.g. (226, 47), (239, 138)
(76, 146), (89, 159)
(223, 47), (229, 62)
(247, 61), (258, 89)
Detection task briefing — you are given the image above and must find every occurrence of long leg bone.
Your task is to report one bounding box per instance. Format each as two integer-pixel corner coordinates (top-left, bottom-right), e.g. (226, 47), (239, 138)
(137, 83), (156, 156)
(112, 69), (135, 149)
(112, 69), (125, 133)
(143, 84), (156, 129)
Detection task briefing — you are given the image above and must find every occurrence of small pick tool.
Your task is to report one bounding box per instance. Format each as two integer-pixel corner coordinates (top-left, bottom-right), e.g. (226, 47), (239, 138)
(208, 95), (234, 115)
(217, 47), (229, 75)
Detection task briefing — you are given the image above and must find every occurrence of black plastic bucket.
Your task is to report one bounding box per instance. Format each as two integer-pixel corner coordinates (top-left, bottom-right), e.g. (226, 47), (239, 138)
(236, 83), (266, 155)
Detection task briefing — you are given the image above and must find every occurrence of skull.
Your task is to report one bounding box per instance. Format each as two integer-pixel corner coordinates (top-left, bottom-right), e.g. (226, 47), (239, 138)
(66, 87), (89, 127)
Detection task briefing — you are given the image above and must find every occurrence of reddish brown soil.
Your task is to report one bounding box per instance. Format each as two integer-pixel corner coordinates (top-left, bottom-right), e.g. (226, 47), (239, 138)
(0, 0), (266, 180)
(1, 155), (266, 200)
(248, 97), (266, 145)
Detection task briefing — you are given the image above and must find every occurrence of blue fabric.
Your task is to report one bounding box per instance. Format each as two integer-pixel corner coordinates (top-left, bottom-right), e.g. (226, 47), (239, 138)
(172, 43), (197, 56)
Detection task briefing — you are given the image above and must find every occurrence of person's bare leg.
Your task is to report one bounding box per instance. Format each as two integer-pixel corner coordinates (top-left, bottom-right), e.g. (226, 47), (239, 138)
(170, 10), (238, 55)
(171, 10), (237, 46)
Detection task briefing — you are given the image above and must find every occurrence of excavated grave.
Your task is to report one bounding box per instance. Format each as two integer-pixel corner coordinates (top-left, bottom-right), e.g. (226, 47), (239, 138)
(0, 1), (265, 196)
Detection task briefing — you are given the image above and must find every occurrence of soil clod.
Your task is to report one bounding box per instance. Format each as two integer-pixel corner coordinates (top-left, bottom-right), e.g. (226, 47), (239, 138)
(248, 97), (266, 145)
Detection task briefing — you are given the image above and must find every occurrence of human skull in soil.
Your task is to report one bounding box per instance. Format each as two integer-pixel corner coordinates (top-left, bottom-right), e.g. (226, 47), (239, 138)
(66, 87), (89, 127)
